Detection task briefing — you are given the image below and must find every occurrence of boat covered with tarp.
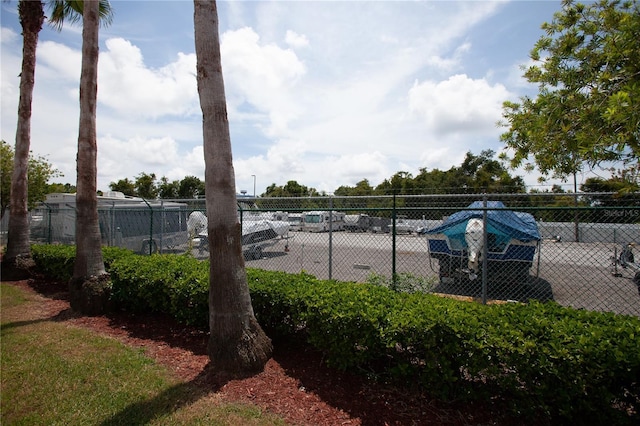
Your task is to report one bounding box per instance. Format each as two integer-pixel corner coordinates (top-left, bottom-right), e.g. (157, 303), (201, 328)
(421, 201), (541, 285)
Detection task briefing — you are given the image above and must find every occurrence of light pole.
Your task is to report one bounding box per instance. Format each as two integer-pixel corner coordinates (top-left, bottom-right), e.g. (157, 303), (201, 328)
(251, 174), (256, 198)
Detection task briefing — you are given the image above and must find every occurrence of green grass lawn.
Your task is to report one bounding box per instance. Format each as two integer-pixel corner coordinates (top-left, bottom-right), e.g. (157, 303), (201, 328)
(0, 283), (285, 426)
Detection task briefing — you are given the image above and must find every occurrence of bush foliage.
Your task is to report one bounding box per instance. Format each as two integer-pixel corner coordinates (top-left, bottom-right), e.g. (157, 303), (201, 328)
(31, 244), (640, 424)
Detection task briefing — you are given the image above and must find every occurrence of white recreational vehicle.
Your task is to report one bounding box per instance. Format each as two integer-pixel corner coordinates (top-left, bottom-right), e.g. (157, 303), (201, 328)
(31, 192), (189, 254)
(287, 213), (303, 231)
(301, 211), (346, 232)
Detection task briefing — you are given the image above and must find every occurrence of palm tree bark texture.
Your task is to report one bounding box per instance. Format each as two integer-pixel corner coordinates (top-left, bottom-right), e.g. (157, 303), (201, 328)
(69, 0), (110, 315)
(4, 1), (45, 271)
(193, 0), (272, 376)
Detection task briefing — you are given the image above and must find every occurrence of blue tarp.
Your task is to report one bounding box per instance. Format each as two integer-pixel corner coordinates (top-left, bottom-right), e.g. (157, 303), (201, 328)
(421, 201), (541, 246)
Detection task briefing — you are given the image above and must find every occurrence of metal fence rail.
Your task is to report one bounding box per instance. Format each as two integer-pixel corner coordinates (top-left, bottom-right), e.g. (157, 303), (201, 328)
(17, 192), (640, 317)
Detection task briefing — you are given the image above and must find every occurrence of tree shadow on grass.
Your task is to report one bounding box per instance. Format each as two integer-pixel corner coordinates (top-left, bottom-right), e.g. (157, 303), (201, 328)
(0, 318), (51, 333)
(98, 364), (232, 426)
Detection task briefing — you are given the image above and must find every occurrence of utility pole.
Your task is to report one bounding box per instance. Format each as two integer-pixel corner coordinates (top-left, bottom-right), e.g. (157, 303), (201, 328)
(251, 174), (256, 197)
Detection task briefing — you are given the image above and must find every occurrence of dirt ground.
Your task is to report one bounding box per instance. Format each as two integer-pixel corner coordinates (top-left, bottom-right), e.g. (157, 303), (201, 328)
(1, 276), (524, 426)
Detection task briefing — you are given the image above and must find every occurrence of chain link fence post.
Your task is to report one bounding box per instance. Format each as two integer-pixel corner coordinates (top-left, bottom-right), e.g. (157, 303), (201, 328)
(481, 195), (488, 305)
(328, 196), (333, 281)
(141, 198), (154, 255)
(392, 192), (397, 291)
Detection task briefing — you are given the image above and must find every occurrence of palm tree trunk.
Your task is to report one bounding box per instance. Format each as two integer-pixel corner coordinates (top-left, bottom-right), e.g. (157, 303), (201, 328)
(70, 0), (109, 315)
(194, 0), (272, 376)
(4, 1), (45, 269)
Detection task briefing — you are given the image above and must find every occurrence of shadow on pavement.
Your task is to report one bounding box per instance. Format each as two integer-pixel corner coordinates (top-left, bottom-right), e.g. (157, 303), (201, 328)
(433, 275), (554, 303)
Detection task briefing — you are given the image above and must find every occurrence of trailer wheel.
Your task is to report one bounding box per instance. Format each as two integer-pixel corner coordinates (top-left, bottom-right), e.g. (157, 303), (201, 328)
(437, 258), (455, 285)
(141, 239), (158, 255)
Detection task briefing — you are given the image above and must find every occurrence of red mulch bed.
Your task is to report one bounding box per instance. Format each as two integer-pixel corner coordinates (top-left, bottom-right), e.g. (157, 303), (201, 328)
(5, 276), (516, 426)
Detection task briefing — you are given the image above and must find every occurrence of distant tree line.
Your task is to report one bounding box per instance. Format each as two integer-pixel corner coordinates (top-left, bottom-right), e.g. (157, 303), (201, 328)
(108, 173), (205, 199)
(6, 141), (637, 222)
(100, 150), (526, 201)
(31, 147), (637, 219)
(334, 150), (527, 196)
(1, 140), (66, 219)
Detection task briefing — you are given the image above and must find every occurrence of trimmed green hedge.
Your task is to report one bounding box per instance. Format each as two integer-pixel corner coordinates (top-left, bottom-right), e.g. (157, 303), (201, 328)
(30, 244), (131, 282)
(30, 244), (640, 424)
(31, 245), (208, 327)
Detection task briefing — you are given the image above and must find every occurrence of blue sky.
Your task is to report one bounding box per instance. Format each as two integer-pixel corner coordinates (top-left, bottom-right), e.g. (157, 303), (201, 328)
(1, 0), (568, 195)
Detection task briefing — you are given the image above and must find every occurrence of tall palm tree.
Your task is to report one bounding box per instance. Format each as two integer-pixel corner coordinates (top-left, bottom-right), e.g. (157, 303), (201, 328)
(68, 0), (111, 315)
(193, 0), (272, 375)
(3, 1), (45, 276)
(3, 0), (112, 277)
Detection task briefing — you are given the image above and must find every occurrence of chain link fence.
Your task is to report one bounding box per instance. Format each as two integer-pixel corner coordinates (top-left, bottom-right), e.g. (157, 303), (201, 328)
(18, 192), (640, 317)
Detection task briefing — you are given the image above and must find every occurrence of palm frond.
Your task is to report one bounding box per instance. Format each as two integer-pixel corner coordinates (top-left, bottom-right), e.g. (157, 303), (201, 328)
(47, 0), (114, 31)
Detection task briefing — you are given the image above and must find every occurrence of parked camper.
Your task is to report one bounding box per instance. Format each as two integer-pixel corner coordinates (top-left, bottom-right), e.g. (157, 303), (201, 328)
(239, 204), (289, 223)
(288, 213), (303, 231)
(31, 192), (189, 254)
(302, 211), (346, 232)
(370, 217), (391, 233)
(344, 214), (371, 232)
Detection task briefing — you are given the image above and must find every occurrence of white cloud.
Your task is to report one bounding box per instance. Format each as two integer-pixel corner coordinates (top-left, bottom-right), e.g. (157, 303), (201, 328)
(98, 38), (198, 118)
(1, 27), (17, 44)
(234, 143), (393, 194)
(419, 146), (463, 172)
(162, 145), (206, 183)
(97, 135), (182, 185)
(331, 151), (390, 182)
(34, 37), (200, 119)
(408, 74), (512, 136)
(37, 41), (81, 82)
(285, 30), (309, 49)
(221, 27), (307, 137)
(235, 139), (307, 188)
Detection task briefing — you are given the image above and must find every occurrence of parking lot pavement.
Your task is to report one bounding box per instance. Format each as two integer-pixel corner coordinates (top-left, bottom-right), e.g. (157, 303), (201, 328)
(193, 231), (640, 317)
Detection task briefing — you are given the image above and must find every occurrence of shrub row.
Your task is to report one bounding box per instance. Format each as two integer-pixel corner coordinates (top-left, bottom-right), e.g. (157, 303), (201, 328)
(31, 244), (209, 327)
(31, 245), (640, 424)
(251, 272), (640, 423)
